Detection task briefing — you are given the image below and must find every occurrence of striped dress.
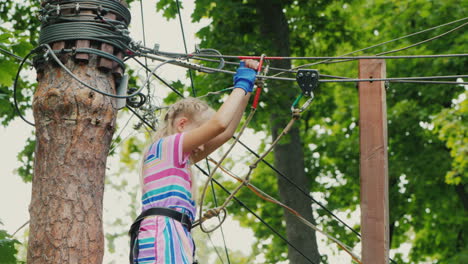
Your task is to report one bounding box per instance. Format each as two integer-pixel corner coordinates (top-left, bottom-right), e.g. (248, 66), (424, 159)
(136, 133), (196, 264)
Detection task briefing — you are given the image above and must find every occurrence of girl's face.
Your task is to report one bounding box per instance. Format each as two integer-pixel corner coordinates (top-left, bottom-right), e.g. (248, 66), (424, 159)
(179, 110), (214, 155)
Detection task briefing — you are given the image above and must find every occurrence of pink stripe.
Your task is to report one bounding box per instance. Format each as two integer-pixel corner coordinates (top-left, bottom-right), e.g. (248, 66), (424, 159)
(174, 133), (183, 168)
(145, 176), (191, 190)
(144, 168), (190, 184)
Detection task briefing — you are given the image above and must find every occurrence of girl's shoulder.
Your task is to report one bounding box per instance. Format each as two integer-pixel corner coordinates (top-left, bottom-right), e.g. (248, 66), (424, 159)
(146, 133), (186, 161)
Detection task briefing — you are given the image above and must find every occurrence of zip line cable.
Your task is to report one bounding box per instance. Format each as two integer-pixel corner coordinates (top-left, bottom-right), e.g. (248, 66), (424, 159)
(148, 49), (468, 61)
(0, 47), (25, 61)
(376, 21), (468, 56)
(139, 0), (151, 97)
(176, 0), (196, 97)
(293, 16), (468, 68)
(136, 52), (468, 83)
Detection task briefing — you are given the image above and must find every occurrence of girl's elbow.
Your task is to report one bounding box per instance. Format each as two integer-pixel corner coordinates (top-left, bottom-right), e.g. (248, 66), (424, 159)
(211, 118), (228, 134)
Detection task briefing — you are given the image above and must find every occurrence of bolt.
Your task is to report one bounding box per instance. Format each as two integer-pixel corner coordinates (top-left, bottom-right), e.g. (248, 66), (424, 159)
(298, 73), (304, 78)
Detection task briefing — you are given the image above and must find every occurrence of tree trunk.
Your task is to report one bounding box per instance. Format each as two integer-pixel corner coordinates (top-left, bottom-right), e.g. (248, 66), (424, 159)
(256, 1), (321, 263)
(28, 49), (117, 263)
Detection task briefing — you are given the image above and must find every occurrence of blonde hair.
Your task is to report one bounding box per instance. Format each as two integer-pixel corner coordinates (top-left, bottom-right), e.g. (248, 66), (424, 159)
(140, 97), (214, 197)
(151, 97), (214, 143)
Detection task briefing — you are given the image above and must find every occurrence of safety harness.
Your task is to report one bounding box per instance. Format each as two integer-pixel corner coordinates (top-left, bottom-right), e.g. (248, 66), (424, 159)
(129, 207), (193, 264)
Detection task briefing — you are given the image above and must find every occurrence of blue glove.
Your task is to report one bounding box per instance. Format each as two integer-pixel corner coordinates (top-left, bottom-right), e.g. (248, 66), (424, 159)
(233, 61), (256, 94)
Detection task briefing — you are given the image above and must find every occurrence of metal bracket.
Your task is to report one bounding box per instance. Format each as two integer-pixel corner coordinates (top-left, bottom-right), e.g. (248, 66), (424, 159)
(296, 69), (319, 97)
(116, 75), (129, 110)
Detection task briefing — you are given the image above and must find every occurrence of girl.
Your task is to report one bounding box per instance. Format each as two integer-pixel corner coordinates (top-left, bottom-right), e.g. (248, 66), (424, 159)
(129, 60), (259, 264)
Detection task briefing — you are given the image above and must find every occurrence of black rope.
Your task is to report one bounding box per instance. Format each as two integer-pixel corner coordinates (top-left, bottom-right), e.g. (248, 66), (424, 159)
(0, 47), (25, 61)
(175, 0), (196, 97)
(13, 48), (39, 127)
(205, 159), (232, 264)
(194, 164), (318, 264)
(234, 137), (362, 238)
(297, 17), (468, 68)
(139, 0), (151, 97)
(131, 57), (185, 98)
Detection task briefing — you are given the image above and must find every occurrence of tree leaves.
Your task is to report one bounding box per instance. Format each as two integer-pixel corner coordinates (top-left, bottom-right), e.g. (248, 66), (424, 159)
(0, 221), (21, 264)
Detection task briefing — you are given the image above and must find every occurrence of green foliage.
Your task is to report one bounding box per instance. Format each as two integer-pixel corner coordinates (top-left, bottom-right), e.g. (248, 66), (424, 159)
(0, 221), (21, 264)
(433, 90), (467, 185)
(16, 136), (35, 182)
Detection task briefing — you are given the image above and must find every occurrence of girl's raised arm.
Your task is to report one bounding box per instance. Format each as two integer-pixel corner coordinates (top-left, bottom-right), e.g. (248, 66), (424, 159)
(182, 60), (258, 158)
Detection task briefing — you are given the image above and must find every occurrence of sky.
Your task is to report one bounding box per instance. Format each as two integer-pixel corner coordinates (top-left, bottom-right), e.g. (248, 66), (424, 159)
(0, 1), (364, 263)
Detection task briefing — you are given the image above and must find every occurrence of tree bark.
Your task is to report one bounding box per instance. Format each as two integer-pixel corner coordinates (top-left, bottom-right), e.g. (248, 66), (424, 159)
(28, 50), (117, 263)
(256, 0), (321, 263)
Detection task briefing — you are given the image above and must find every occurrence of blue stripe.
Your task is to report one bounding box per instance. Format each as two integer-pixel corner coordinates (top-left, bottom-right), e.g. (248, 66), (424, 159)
(167, 218), (175, 264)
(156, 138), (162, 158)
(138, 243), (154, 249)
(145, 139), (163, 162)
(142, 191), (192, 205)
(142, 185), (192, 201)
(137, 257), (156, 262)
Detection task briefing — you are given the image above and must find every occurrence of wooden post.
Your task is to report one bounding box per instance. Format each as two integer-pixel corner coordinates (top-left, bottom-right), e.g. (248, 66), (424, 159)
(358, 59), (389, 264)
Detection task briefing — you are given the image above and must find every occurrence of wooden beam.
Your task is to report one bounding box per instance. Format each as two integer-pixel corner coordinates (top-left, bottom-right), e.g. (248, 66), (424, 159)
(358, 59), (389, 264)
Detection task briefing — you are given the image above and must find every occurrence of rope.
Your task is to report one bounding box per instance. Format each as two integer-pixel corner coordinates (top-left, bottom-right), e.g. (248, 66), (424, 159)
(194, 164), (319, 264)
(0, 47), (25, 61)
(139, 0), (150, 97)
(139, 52), (468, 85)
(376, 21), (468, 56)
(175, 0), (196, 96)
(196, 55), (267, 233)
(294, 16), (468, 68)
(13, 48), (41, 127)
(150, 49), (468, 60)
(211, 159), (363, 264)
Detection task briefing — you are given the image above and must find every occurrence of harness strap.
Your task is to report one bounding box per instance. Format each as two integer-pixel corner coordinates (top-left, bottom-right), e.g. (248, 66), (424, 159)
(129, 207), (193, 264)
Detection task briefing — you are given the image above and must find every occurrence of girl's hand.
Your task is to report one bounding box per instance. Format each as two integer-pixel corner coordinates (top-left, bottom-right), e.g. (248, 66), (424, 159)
(233, 60), (259, 94)
(243, 59), (260, 70)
